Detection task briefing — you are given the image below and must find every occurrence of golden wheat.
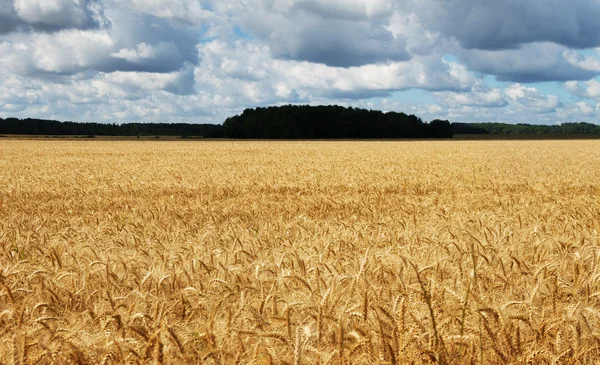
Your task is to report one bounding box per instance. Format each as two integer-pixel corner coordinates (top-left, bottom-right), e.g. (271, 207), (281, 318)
(0, 139), (599, 364)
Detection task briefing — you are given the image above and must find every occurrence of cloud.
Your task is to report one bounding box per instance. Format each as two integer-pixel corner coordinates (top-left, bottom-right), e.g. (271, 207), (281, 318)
(385, 12), (440, 56)
(292, 0), (392, 20)
(434, 82), (563, 115)
(565, 79), (600, 99)
(434, 82), (507, 108)
(109, 41), (187, 73)
(563, 49), (600, 72)
(0, 0), (104, 34)
(101, 64), (196, 95)
(0, 3), (21, 34)
(456, 43), (597, 83)
(32, 30), (114, 73)
(103, 8), (199, 70)
(236, 0), (410, 67)
(267, 17), (410, 67)
(195, 40), (476, 105)
(431, 83), (564, 123)
(0, 66), (208, 122)
(556, 101), (598, 122)
(129, 0), (214, 25)
(0, 8), (200, 77)
(505, 84), (560, 113)
(409, 0), (600, 50)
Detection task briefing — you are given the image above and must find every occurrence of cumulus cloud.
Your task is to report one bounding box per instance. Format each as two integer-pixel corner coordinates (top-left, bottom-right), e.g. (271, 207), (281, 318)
(433, 82), (564, 117)
(505, 84), (560, 113)
(196, 40), (476, 106)
(31, 30), (114, 73)
(102, 9), (199, 71)
(129, 0), (214, 25)
(101, 64), (196, 95)
(435, 82), (507, 108)
(0, 0), (104, 34)
(236, 0), (410, 67)
(0, 65), (206, 122)
(565, 79), (600, 99)
(385, 12), (440, 56)
(15, 0), (101, 30)
(456, 43), (597, 83)
(409, 0), (600, 50)
(0, 8), (199, 77)
(267, 17), (410, 67)
(563, 49), (600, 72)
(292, 0), (392, 20)
(556, 101), (598, 122)
(0, 3), (21, 34)
(109, 41), (187, 72)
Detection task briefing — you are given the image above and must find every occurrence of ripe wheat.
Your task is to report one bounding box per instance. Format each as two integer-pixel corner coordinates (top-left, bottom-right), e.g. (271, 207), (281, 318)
(0, 140), (599, 364)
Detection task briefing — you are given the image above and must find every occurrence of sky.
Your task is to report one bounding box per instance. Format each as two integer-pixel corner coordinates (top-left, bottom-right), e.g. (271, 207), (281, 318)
(1, 0), (600, 125)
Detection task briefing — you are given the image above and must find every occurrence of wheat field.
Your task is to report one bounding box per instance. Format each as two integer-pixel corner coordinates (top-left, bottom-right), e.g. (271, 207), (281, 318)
(0, 140), (599, 364)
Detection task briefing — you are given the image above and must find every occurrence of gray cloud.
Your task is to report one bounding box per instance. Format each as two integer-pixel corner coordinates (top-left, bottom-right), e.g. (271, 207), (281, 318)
(456, 43), (597, 83)
(410, 0), (600, 50)
(239, 2), (410, 68)
(291, 0), (392, 21)
(103, 9), (199, 72)
(165, 64), (196, 95)
(321, 89), (393, 100)
(268, 17), (409, 67)
(0, 3), (21, 34)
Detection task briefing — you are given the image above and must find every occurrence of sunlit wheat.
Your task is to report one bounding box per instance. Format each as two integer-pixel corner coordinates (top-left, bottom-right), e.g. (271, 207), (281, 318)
(0, 140), (599, 364)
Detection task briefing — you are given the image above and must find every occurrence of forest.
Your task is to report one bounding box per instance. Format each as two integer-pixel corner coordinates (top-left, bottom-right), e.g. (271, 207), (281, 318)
(0, 117), (224, 138)
(452, 122), (600, 135)
(223, 105), (453, 138)
(1, 105), (599, 138)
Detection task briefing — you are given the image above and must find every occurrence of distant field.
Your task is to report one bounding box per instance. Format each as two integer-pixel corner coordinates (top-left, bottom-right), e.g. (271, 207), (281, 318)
(2, 133), (600, 141)
(0, 134), (187, 141)
(1, 140), (599, 364)
(453, 134), (600, 140)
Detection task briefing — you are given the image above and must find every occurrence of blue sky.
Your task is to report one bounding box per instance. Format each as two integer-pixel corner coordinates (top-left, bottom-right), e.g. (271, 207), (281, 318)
(0, 0), (599, 125)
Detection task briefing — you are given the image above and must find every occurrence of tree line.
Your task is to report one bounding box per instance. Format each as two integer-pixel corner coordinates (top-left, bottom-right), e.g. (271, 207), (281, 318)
(2, 106), (599, 138)
(0, 117), (224, 137)
(452, 122), (600, 135)
(223, 105), (453, 138)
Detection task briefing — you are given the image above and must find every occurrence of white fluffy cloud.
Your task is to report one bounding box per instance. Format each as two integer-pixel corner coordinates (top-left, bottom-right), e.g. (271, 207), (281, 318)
(1, 0), (103, 33)
(195, 40), (476, 105)
(435, 83), (507, 108)
(565, 79), (600, 99)
(15, 0), (95, 28)
(129, 0), (214, 25)
(563, 49), (600, 72)
(0, 5), (199, 77)
(100, 64), (196, 96)
(32, 30), (114, 73)
(505, 84), (560, 113)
